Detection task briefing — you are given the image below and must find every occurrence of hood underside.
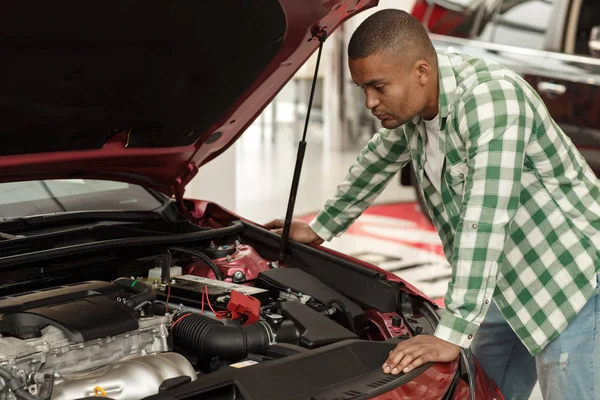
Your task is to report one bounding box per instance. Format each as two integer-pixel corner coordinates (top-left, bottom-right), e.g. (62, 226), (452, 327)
(0, 0), (377, 196)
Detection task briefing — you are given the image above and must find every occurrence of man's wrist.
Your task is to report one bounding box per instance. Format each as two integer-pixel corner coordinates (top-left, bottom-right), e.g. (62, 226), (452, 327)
(307, 220), (326, 243)
(433, 309), (480, 349)
(308, 209), (350, 242)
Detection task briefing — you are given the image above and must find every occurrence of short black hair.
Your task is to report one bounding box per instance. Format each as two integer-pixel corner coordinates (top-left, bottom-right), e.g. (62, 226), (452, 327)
(348, 9), (436, 64)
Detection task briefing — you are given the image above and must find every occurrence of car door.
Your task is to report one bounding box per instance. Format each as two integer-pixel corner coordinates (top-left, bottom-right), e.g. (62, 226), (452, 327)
(523, 64), (600, 173)
(521, 0), (600, 175)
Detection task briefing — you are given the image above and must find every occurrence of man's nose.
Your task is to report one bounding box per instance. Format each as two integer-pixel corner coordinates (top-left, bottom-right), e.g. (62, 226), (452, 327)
(365, 92), (380, 110)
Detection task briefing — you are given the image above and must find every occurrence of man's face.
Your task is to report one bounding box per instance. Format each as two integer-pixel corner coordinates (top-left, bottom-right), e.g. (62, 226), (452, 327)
(350, 52), (433, 129)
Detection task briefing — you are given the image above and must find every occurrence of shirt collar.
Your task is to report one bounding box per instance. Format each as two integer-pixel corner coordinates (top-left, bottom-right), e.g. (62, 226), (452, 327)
(436, 50), (458, 122)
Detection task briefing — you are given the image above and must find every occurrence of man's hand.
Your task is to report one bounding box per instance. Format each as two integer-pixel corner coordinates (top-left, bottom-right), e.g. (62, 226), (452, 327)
(264, 219), (324, 245)
(382, 335), (461, 375)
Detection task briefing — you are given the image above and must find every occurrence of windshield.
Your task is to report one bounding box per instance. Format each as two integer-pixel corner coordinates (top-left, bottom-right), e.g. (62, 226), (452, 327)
(0, 179), (164, 219)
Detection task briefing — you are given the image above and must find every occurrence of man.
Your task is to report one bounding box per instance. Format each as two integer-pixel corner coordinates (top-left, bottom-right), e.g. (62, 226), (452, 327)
(266, 8), (600, 400)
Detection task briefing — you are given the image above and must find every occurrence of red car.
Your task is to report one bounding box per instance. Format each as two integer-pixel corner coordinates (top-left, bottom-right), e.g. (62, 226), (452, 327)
(0, 1), (502, 399)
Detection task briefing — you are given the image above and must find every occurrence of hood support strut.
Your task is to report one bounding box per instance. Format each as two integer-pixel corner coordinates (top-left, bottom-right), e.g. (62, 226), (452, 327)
(278, 28), (328, 262)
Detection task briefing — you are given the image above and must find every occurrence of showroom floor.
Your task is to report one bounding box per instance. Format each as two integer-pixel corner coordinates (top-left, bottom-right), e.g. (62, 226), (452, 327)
(186, 81), (543, 400)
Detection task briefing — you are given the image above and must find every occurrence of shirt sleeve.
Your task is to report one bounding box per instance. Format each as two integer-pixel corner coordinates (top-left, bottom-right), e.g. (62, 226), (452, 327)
(309, 127), (411, 241)
(434, 80), (534, 348)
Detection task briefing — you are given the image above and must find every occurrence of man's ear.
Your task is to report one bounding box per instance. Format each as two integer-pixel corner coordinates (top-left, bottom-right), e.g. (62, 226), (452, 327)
(416, 59), (431, 86)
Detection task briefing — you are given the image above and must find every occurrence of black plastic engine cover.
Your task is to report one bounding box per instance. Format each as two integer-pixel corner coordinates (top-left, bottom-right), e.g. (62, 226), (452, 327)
(280, 301), (357, 348)
(142, 338), (432, 400)
(0, 281), (139, 342)
(257, 268), (368, 332)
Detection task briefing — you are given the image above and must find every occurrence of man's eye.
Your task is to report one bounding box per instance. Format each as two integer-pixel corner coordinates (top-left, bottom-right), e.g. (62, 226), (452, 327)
(375, 86), (384, 93)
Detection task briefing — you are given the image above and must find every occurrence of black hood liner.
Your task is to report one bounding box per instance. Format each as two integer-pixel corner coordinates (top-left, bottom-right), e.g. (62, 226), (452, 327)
(0, 0), (286, 156)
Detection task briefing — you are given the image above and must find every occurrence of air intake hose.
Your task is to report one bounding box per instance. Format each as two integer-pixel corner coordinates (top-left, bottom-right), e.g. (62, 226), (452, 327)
(172, 314), (297, 361)
(113, 278), (155, 309)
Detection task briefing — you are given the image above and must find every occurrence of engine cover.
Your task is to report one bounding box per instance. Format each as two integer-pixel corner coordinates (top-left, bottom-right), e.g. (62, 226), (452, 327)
(0, 281), (138, 342)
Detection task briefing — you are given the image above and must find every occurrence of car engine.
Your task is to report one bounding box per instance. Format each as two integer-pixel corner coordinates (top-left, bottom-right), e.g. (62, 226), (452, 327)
(0, 238), (410, 400)
(0, 281), (196, 400)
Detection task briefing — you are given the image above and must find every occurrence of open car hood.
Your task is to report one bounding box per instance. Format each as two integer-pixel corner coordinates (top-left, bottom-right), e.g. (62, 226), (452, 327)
(0, 0), (377, 197)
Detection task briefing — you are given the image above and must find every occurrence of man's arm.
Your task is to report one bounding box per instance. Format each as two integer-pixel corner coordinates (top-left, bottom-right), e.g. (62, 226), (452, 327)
(383, 79), (534, 375)
(309, 127), (411, 241)
(434, 79), (533, 347)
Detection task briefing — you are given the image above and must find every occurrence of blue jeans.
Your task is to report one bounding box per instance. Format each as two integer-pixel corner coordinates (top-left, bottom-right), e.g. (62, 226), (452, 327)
(472, 274), (600, 400)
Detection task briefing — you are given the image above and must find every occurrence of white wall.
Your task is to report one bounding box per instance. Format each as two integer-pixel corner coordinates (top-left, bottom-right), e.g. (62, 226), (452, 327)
(185, 145), (237, 212)
(323, 0), (416, 151)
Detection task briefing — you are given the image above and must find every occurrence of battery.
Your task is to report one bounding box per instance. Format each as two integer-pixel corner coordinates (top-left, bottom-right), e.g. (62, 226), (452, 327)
(157, 275), (271, 309)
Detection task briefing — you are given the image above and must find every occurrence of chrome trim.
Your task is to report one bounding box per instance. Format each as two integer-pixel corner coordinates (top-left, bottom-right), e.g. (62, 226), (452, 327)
(537, 81), (567, 96)
(431, 34), (600, 86)
(430, 33), (600, 66)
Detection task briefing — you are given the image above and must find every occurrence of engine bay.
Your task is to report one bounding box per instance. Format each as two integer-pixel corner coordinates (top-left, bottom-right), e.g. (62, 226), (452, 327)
(0, 221), (437, 400)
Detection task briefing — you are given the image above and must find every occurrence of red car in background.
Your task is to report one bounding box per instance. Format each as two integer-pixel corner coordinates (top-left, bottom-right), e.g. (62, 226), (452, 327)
(411, 0), (489, 38)
(0, 1), (502, 399)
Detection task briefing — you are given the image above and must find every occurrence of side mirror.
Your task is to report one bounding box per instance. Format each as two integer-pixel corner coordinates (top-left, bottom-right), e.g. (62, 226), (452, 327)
(590, 26), (600, 58)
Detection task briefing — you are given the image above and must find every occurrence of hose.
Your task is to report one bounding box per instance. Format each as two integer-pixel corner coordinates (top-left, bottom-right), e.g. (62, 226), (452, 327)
(169, 247), (225, 281)
(326, 299), (357, 334)
(112, 278), (155, 309)
(0, 366), (38, 400)
(172, 313), (298, 361)
(172, 313), (271, 360)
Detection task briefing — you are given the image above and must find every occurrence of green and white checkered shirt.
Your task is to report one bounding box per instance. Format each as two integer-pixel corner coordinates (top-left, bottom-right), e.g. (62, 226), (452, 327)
(309, 50), (600, 355)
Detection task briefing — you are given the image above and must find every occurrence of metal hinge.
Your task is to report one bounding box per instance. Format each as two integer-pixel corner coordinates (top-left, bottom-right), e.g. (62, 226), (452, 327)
(310, 26), (328, 42)
(173, 162), (198, 202)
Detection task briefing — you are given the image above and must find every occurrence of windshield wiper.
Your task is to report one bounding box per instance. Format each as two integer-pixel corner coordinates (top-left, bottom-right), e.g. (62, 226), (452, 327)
(0, 211), (166, 234)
